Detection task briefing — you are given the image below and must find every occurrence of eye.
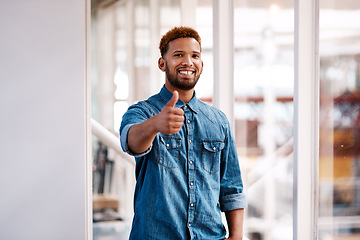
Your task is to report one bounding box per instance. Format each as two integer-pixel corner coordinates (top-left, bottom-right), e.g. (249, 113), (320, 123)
(174, 53), (183, 57)
(193, 54), (200, 58)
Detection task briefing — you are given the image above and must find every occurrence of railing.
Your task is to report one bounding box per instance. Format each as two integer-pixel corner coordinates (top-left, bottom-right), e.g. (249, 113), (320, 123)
(91, 118), (135, 223)
(91, 118), (135, 166)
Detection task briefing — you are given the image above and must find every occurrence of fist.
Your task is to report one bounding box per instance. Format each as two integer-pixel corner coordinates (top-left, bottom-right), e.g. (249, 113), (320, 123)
(155, 91), (184, 135)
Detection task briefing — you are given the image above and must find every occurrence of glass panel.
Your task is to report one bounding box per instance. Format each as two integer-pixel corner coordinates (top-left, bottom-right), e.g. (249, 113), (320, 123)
(113, 0), (213, 116)
(160, 0), (181, 30)
(114, 101), (129, 137)
(92, 0), (214, 239)
(319, 1), (360, 239)
(234, 1), (294, 239)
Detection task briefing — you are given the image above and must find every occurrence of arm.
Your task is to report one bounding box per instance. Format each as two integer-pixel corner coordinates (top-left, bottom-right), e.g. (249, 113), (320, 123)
(225, 208), (244, 240)
(127, 91), (184, 154)
(220, 118), (247, 240)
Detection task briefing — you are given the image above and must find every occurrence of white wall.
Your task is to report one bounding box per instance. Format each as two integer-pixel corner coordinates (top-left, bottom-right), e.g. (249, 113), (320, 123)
(0, 1), (90, 239)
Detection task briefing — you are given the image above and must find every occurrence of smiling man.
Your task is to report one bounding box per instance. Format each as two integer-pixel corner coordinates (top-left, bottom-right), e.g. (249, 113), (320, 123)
(120, 26), (247, 240)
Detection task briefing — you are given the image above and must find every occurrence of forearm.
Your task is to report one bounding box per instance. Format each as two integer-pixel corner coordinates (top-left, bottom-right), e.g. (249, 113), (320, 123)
(127, 91), (184, 154)
(225, 208), (244, 240)
(127, 116), (158, 154)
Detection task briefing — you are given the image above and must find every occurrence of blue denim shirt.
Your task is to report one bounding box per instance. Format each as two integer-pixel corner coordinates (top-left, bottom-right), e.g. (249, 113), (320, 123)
(120, 86), (247, 240)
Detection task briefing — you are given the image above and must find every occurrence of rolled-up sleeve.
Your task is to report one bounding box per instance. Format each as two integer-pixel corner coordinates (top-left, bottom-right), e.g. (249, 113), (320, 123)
(220, 192), (247, 212)
(120, 123), (152, 157)
(219, 118), (247, 212)
(119, 102), (153, 157)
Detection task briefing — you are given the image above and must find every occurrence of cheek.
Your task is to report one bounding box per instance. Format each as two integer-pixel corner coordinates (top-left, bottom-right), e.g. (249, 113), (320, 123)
(171, 60), (182, 67)
(197, 63), (203, 73)
(166, 61), (178, 70)
(195, 60), (203, 69)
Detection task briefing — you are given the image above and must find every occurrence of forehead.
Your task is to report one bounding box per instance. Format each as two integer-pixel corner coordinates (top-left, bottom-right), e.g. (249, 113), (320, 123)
(167, 38), (201, 53)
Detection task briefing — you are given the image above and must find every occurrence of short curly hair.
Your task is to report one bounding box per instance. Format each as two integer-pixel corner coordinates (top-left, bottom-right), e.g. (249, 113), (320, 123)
(159, 26), (202, 57)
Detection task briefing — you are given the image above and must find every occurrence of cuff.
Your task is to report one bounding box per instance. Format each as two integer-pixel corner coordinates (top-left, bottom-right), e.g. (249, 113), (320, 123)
(220, 192), (247, 212)
(120, 124), (152, 157)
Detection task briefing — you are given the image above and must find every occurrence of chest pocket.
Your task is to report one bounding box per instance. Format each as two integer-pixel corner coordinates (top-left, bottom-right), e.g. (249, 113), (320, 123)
(158, 135), (181, 169)
(202, 140), (225, 174)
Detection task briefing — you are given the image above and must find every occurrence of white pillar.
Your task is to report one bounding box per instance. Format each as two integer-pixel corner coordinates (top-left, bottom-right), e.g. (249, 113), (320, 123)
(149, 0), (162, 95)
(126, 0), (136, 103)
(96, 5), (116, 130)
(263, 56), (277, 240)
(294, 0), (319, 239)
(212, 0), (235, 130)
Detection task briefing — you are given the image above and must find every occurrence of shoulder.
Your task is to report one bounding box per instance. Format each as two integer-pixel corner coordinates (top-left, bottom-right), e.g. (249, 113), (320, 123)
(197, 99), (229, 125)
(127, 93), (164, 117)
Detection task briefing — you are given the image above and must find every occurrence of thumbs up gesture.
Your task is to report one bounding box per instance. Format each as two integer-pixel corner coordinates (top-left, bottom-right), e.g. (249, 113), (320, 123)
(155, 91), (184, 135)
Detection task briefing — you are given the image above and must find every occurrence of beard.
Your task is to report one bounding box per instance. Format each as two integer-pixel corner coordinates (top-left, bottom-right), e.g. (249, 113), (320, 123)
(165, 64), (201, 90)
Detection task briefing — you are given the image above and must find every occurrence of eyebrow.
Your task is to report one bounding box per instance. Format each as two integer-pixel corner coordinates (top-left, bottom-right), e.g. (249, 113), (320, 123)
(172, 50), (201, 54)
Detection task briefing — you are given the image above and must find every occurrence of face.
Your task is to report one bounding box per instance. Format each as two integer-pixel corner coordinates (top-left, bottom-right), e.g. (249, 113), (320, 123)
(159, 38), (203, 91)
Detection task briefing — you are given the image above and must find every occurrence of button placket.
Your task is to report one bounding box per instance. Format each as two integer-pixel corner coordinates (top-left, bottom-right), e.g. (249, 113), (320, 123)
(185, 108), (195, 230)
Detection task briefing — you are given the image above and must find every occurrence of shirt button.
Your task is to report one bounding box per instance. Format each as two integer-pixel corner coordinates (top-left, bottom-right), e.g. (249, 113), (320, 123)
(187, 120), (190, 123)
(213, 147), (216, 150)
(188, 223), (191, 227)
(189, 161), (193, 164)
(166, 144), (169, 147)
(190, 203), (194, 207)
(189, 140), (192, 143)
(190, 182), (194, 186)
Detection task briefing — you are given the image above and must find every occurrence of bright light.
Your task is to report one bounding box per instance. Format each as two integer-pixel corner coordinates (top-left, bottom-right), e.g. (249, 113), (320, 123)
(269, 4), (280, 15)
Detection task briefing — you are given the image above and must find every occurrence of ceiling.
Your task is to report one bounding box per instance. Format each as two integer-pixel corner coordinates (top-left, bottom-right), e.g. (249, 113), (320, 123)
(198, 0), (360, 10)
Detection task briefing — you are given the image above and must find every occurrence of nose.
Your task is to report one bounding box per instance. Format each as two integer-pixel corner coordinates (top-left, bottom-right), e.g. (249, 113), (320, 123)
(181, 54), (193, 66)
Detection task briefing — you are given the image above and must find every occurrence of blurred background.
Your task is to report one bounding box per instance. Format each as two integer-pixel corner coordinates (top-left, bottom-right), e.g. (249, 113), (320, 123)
(90, 0), (360, 239)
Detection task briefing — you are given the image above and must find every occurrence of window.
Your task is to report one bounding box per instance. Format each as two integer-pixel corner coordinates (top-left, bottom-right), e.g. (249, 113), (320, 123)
(91, 1), (360, 239)
(234, 1), (294, 239)
(319, 2), (360, 239)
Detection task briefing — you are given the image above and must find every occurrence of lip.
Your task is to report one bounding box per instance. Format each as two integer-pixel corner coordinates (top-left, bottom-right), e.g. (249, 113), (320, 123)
(177, 68), (195, 77)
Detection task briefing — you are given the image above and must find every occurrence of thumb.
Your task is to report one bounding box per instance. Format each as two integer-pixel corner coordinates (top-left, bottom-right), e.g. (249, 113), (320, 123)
(166, 90), (179, 107)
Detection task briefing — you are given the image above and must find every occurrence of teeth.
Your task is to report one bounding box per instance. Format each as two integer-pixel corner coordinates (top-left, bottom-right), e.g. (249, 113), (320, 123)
(179, 71), (193, 75)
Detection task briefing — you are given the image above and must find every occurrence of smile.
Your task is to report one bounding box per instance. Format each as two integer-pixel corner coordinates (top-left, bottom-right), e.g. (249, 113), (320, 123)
(178, 70), (195, 75)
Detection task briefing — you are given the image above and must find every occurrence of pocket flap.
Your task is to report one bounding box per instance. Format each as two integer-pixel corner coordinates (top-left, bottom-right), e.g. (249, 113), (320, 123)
(160, 135), (181, 149)
(202, 140), (224, 152)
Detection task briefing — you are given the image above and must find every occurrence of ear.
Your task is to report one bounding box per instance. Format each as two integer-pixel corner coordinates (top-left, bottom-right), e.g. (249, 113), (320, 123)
(158, 57), (166, 72)
(200, 60), (204, 74)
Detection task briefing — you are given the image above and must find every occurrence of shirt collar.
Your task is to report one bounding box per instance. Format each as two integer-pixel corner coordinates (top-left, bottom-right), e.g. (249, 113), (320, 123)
(160, 85), (199, 114)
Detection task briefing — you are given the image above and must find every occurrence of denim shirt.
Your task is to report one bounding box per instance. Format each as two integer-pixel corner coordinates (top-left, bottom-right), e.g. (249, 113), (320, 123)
(120, 86), (247, 240)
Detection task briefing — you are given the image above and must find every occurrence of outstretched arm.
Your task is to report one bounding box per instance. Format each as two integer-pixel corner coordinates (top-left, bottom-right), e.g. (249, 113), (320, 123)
(225, 208), (244, 240)
(127, 91), (184, 154)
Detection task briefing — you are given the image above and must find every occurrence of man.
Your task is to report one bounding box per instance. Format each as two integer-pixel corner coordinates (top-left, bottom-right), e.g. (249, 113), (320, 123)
(120, 26), (247, 240)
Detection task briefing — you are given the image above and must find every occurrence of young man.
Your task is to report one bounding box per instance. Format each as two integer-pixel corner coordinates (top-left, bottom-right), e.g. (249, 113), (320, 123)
(120, 26), (247, 240)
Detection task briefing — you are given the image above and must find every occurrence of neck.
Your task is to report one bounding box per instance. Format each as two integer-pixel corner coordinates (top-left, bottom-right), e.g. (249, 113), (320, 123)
(164, 83), (194, 103)
(178, 89), (194, 103)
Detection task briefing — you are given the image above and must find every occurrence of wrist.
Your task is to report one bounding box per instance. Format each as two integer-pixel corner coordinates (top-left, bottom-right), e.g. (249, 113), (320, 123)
(146, 115), (160, 135)
(227, 236), (243, 240)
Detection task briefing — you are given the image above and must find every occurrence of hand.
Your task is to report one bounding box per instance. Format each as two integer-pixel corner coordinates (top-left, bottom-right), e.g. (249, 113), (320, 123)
(154, 91), (184, 135)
